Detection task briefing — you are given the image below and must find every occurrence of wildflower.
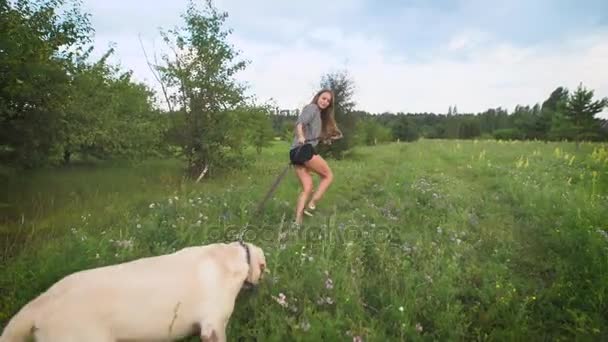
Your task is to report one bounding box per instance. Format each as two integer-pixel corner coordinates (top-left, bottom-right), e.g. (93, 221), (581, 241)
(149, 203), (155, 209)
(272, 293), (288, 308)
(114, 239), (134, 250)
(399, 306), (404, 312)
(415, 323), (423, 333)
(317, 296), (334, 305)
(353, 336), (363, 342)
(136, 224), (141, 229)
(325, 278), (334, 290)
(299, 320), (311, 332)
(597, 229), (608, 242)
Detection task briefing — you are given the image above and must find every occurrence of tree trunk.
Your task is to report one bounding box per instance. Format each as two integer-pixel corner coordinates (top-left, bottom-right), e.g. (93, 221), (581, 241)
(63, 149), (71, 164)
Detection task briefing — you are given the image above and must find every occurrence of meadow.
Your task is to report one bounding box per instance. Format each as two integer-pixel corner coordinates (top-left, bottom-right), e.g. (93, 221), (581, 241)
(1, 139), (607, 341)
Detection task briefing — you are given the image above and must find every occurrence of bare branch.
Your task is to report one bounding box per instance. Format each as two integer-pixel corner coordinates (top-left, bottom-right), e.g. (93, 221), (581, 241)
(195, 164), (209, 183)
(167, 43), (190, 112)
(138, 33), (173, 112)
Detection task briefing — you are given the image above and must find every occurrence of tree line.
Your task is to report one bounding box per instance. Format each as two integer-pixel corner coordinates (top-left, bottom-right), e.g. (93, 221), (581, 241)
(2, 0), (607, 179)
(271, 78), (608, 159)
(1, 0), (276, 178)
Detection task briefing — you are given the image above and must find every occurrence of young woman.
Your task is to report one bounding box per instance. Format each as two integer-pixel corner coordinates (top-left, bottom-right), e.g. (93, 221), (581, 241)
(289, 89), (342, 225)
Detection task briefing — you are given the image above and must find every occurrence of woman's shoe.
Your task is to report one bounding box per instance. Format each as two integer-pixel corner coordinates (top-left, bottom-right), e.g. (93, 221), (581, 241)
(303, 203), (316, 217)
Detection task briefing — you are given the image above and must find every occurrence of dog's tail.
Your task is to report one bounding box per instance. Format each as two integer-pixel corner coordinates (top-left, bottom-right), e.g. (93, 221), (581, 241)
(0, 301), (37, 342)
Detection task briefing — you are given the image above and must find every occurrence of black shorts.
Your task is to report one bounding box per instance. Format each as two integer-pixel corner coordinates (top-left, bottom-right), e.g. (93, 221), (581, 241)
(289, 144), (317, 165)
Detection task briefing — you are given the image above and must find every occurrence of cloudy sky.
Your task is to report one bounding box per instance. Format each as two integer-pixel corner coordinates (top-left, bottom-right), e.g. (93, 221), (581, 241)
(81, 0), (608, 117)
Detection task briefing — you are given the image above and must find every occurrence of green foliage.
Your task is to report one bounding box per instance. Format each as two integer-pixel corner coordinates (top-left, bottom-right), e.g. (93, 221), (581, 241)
(243, 104), (275, 153)
(0, 0), (93, 168)
(155, 0), (250, 177)
(493, 128), (523, 140)
(0, 0), (167, 169)
(315, 69), (357, 159)
(391, 115), (420, 141)
(562, 83), (608, 142)
(331, 84), (607, 144)
(64, 50), (166, 162)
(354, 118), (393, 145)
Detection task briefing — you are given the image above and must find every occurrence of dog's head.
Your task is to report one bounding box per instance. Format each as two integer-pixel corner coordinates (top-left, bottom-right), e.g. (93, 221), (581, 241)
(242, 242), (267, 289)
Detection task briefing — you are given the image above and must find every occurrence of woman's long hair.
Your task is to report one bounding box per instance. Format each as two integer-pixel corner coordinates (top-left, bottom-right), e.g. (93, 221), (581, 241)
(310, 89), (341, 139)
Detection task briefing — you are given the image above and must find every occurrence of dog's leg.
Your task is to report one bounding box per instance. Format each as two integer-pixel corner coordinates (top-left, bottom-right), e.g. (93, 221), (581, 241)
(200, 319), (226, 342)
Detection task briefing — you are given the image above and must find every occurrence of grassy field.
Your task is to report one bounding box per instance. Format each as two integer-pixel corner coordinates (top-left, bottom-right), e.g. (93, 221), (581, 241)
(1, 139), (608, 341)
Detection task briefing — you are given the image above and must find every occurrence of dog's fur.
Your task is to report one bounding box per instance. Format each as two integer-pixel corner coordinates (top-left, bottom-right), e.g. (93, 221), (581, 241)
(0, 241), (266, 342)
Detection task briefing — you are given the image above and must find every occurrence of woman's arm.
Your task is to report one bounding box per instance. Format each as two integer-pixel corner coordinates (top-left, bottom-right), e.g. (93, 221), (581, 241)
(295, 123), (306, 144)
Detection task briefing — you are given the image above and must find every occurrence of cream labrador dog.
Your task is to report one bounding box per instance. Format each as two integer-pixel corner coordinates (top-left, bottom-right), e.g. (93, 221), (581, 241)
(0, 241), (266, 342)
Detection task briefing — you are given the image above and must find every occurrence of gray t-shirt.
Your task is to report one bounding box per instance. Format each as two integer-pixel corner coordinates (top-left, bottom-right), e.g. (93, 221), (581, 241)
(291, 103), (322, 149)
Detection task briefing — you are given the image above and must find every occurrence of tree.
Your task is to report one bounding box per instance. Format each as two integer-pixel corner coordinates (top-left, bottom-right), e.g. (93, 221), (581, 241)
(155, 0), (250, 177)
(391, 115), (419, 141)
(63, 49), (165, 163)
(562, 83), (608, 143)
(0, 0), (93, 168)
(243, 104), (274, 153)
(541, 87), (569, 141)
(355, 118), (393, 145)
(315, 69), (357, 159)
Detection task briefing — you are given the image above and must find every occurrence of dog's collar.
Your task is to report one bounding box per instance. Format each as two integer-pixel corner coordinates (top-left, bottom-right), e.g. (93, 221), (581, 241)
(239, 241), (254, 288)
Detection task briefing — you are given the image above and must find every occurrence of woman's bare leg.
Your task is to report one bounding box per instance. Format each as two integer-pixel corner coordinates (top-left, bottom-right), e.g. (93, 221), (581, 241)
(294, 165), (313, 225)
(304, 154), (333, 208)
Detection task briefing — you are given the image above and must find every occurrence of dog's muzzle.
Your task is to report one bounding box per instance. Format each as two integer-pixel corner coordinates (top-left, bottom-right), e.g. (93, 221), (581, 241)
(242, 280), (258, 291)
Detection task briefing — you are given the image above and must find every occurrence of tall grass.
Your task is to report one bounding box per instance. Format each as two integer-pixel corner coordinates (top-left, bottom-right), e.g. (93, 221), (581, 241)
(1, 140), (607, 341)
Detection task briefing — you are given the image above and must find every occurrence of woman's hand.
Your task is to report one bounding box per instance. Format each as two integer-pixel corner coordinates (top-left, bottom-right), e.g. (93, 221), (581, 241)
(298, 135), (306, 145)
(323, 130), (343, 144)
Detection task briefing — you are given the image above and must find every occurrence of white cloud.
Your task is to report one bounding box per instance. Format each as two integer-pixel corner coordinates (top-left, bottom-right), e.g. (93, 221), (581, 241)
(85, 1), (608, 119)
(447, 29), (491, 51)
(231, 27), (608, 118)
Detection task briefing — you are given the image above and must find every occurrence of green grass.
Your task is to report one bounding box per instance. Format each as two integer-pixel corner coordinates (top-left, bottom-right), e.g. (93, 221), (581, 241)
(1, 139), (608, 341)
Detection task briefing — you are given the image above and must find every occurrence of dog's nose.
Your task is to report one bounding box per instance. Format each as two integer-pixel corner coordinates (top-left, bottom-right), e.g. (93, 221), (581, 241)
(242, 281), (258, 291)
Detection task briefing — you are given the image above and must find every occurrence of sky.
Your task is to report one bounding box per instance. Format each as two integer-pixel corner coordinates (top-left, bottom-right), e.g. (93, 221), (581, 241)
(81, 0), (608, 117)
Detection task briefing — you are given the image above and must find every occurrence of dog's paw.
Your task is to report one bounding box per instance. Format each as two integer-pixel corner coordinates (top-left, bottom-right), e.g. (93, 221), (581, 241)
(201, 325), (219, 342)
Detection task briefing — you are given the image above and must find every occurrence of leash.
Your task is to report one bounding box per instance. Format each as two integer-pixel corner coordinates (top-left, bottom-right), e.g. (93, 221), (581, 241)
(253, 137), (321, 216)
(236, 133), (342, 241)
